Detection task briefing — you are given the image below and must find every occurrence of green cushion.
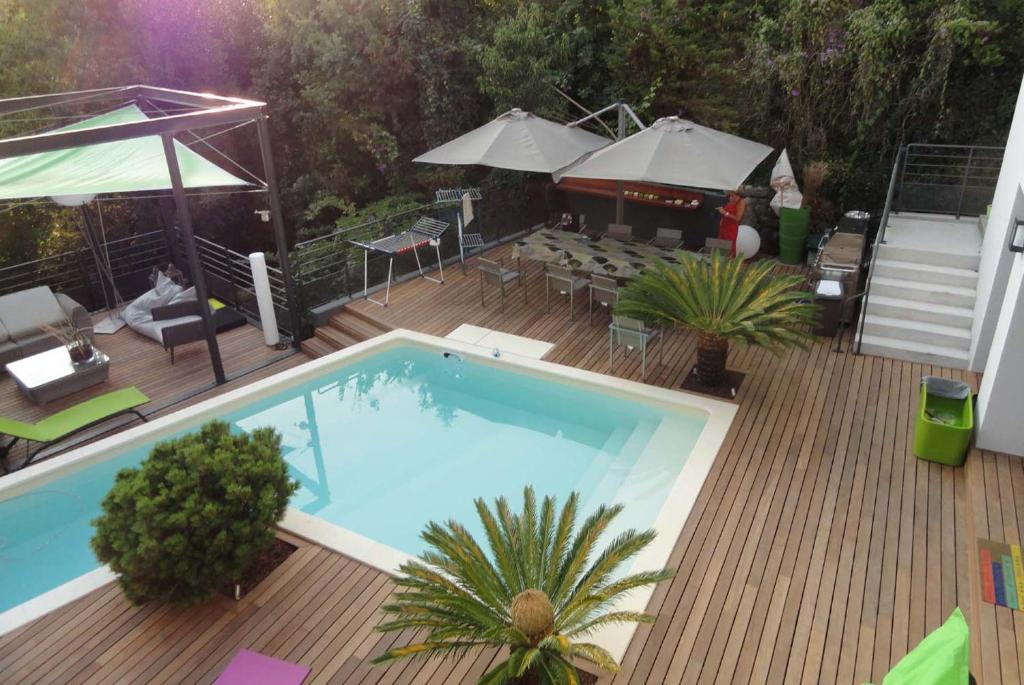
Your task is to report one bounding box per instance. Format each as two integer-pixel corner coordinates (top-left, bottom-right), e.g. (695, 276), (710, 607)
(0, 387), (149, 442)
(879, 608), (970, 685)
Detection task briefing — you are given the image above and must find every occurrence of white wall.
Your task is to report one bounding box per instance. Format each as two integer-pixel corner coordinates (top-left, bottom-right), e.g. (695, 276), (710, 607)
(976, 200), (1024, 454)
(969, 74), (1024, 371)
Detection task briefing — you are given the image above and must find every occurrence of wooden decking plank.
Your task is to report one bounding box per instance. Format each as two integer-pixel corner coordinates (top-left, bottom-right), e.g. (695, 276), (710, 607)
(685, 342), (827, 682)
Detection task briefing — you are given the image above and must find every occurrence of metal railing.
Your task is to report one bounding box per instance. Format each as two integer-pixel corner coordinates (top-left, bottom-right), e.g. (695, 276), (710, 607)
(291, 186), (547, 315)
(0, 230), (171, 311)
(896, 144), (1002, 218)
(854, 146), (907, 354)
(191, 235), (293, 338)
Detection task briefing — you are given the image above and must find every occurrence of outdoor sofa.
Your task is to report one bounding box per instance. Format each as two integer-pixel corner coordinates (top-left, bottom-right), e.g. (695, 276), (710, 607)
(0, 286), (93, 368)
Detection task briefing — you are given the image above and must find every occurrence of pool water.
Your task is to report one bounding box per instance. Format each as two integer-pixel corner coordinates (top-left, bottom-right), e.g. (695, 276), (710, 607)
(0, 345), (706, 615)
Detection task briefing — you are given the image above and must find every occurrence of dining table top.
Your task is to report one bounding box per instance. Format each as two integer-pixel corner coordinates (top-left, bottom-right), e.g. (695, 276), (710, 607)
(511, 228), (682, 279)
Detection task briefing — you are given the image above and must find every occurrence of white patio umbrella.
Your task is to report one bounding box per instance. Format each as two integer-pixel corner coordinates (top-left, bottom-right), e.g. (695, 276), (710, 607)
(556, 116), (773, 192)
(413, 108), (610, 174)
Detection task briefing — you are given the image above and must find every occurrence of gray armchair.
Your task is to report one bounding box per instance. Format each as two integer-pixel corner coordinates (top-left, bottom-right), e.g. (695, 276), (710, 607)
(609, 315), (662, 379)
(151, 299), (245, 363)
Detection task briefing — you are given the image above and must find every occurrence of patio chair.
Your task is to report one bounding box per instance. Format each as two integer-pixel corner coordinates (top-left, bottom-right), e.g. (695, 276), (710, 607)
(606, 223), (633, 241)
(589, 275), (620, 325)
(609, 315), (662, 379)
(701, 237), (733, 256)
(479, 258), (525, 312)
(649, 227), (684, 249)
(545, 263), (589, 322)
(0, 387), (149, 471)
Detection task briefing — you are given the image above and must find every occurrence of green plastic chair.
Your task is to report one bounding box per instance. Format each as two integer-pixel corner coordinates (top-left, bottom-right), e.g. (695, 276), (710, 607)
(865, 607), (971, 685)
(0, 387), (149, 471)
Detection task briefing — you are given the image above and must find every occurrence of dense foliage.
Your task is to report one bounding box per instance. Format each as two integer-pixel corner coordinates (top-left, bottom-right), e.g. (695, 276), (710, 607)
(91, 420), (297, 606)
(1, 0), (1021, 263)
(373, 486), (672, 684)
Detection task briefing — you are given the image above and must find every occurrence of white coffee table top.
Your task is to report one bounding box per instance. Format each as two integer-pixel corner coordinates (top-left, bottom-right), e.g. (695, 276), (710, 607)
(5, 346), (110, 390)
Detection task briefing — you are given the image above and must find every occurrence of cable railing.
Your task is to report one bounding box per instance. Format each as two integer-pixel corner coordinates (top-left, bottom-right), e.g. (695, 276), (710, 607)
(0, 230), (170, 310)
(293, 201), (463, 310)
(190, 234), (293, 338)
(896, 144), (1003, 218)
(292, 190), (543, 312)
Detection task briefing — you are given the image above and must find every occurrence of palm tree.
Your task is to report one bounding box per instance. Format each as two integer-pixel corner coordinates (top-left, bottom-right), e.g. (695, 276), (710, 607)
(372, 487), (673, 684)
(615, 251), (819, 387)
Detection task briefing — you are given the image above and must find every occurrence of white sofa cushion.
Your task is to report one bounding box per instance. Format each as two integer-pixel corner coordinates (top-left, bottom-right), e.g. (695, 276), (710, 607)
(0, 286), (67, 339)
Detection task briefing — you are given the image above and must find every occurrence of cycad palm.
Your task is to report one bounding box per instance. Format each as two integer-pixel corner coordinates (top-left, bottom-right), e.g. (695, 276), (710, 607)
(615, 251), (819, 386)
(372, 487), (673, 684)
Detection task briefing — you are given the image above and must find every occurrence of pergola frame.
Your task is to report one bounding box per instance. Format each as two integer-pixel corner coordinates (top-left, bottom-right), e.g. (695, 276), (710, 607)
(0, 85), (302, 385)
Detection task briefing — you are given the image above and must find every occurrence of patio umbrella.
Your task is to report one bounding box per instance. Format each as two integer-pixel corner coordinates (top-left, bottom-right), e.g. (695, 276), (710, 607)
(413, 108), (610, 174)
(556, 116), (773, 192)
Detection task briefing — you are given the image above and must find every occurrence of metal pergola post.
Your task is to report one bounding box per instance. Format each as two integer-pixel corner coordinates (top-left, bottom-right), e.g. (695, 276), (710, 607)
(161, 133), (226, 384)
(255, 114), (302, 346)
(615, 103), (627, 224)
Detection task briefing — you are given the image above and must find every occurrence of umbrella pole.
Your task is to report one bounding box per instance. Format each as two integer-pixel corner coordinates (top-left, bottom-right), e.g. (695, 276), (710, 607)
(615, 104), (627, 224)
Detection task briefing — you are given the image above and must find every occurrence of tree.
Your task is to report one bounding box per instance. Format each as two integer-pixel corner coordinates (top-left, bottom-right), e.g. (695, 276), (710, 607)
(91, 421), (298, 606)
(478, 3), (570, 117)
(373, 487), (673, 684)
(615, 252), (819, 387)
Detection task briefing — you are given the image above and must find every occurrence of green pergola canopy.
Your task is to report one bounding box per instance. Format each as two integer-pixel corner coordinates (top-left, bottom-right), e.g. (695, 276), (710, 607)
(0, 105), (251, 201)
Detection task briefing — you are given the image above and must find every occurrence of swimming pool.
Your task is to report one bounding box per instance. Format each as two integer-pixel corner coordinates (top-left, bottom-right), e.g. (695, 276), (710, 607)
(0, 330), (736, 658)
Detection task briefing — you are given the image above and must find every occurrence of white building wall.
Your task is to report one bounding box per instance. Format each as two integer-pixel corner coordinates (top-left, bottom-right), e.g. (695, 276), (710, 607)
(976, 205), (1024, 455)
(969, 74), (1024, 371)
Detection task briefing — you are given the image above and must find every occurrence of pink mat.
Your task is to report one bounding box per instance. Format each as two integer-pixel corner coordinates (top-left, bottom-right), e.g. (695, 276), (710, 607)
(214, 649), (311, 685)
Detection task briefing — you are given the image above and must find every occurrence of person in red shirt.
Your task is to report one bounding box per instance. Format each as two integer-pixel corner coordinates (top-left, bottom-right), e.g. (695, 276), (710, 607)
(716, 190), (746, 256)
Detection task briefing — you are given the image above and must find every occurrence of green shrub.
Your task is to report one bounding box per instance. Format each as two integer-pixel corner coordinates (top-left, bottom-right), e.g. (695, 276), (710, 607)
(91, 420), (298, 606)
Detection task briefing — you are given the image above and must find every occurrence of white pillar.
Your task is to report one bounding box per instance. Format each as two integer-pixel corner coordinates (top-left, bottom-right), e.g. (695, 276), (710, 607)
(249, 252), (280, 347)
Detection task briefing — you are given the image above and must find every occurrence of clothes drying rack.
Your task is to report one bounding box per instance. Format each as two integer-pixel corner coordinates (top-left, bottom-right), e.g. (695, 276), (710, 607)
(348, 216), (450, 307)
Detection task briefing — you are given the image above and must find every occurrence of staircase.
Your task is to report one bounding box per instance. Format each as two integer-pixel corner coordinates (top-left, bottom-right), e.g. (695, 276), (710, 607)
(858, 214), (981, 369)
(301, 307), (392, 358)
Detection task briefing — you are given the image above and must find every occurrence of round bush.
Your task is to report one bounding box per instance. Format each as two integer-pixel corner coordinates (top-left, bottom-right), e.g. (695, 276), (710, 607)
(91, 420), (298, 605)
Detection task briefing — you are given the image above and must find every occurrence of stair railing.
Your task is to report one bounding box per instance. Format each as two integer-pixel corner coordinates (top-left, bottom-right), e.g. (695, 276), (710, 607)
(854, 145), (907, 355)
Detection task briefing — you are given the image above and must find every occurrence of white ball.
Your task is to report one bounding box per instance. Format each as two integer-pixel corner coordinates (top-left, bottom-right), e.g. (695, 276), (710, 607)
(736, 224), (761, 259)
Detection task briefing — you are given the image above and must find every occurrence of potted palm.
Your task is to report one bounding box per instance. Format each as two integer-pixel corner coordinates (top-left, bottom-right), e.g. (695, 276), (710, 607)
(615, 251), (818, 393)
(372, 487), (673, 684)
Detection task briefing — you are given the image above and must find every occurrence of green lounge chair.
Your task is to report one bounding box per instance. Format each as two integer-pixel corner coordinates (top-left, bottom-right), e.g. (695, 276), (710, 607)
(0, 387), (149, 471)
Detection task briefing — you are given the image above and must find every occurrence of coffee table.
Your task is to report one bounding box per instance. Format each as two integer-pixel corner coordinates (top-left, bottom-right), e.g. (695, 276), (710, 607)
(5, 346), (111, 404)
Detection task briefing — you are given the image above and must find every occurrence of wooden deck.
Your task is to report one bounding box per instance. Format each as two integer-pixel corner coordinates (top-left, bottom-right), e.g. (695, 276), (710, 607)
(0, 314), (306, 467)
(2, 242), (1023, 684)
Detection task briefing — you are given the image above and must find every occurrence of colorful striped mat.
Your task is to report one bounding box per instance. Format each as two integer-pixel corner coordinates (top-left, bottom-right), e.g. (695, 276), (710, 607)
(978, 538), (1024, 611)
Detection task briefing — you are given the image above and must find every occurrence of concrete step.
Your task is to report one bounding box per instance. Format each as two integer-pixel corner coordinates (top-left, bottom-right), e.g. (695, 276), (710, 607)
(314, 325), (359, 349)
(871, 259), (978, 288)
(862, 314), (972, 351)
(876, 244), (980, 271)
(869, 276), (976, 308)
(329, 311), (389, 342)
(866, 295), (973, 329)
(301, 337), (338, 359)
(859, 334), (969, 369)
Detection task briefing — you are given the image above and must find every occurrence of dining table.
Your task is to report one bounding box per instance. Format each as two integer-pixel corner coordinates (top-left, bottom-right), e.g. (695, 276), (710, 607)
(510, 228), (682, 279)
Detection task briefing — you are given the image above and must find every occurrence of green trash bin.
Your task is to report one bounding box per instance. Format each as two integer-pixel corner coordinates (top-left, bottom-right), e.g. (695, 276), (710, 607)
(779, 206), (811, 236)
(913, 377), (973, 466)
(779, 207), (811, 264)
